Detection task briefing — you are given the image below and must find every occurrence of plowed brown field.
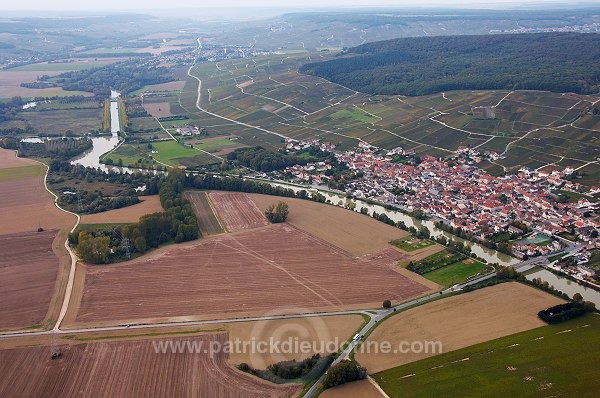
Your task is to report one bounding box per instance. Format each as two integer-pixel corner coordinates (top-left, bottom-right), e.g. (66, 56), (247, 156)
(0, 176), (75, 234)
(0, 334), (298, 398)
(79, 196), (163, 224)
(0, 230), (60, 330)
(73, 224), (432, 326)
(0, 148), (38, 168)
(209, 192), (268, 231)
(249, 194), (409, 256)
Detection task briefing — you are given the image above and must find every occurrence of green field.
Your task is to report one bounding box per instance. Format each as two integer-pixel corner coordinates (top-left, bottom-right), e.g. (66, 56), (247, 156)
(102, 143), (158, 168)
(423, 259), (486, 287)
(0, 164), (46, 181)
(390, 237), (435, 252)
(192, 138), (244, 153)
(331, 107), (379, 123)
(152, 140), (201, 166)
(374, 314), (600, 398)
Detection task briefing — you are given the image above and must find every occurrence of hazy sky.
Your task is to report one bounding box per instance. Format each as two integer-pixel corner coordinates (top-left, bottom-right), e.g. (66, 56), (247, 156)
(0, 0), (589, 12)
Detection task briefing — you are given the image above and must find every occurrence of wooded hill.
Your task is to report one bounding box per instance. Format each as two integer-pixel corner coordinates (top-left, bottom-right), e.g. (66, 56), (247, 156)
(300, 33), (600, 96)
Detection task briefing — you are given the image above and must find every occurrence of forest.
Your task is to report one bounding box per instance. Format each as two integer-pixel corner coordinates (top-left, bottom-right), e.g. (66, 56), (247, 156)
(300, 33), (600, 96)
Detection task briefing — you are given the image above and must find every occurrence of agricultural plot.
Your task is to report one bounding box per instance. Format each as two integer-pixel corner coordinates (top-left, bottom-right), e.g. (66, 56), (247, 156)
(8, 58), (124, 72)
(423, 259), (486, 287)
(142, 102), (173, 118)
(0, 152), (76, 235)
(209, 192), (269, 232)
(227, 314), (365, 368)
(249, 194), (412, 257)
(20, 107), (103, 135)
(184, 191), (225, 235)
(0, 334), (298, 398)
(0, 70), (92, 98)
(373, 314), (600, 398)
(151, 140), (209, 166)
(71, 223), (432, 327)
(355, 283), (565, 373)
(321, 379), (384, 398)
(79, 196), (163, 224)
(0, 230), (60, 330)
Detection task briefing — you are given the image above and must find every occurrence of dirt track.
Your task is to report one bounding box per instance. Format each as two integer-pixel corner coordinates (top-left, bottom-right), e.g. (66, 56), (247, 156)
(0, 230), (60, 330)
(80, 196), (163, 224)
(210, 192), (269, 231)
(0, 334), (298, 398)
(356, 282), (566, 373)
(72, 224), (432, 326)
(249, 194), (408, 256)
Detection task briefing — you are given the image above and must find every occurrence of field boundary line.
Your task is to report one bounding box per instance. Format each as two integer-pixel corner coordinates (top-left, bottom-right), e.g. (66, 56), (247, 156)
(368, 376), (391, 398)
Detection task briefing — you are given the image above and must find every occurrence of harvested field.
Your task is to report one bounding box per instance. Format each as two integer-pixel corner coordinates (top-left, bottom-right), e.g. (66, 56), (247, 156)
(407, 244), (445, 261)
(0, 148), (38, 168)
(0, 334), (298, 398)
(210, 192), (269, 232)
(185, 191), (225, 235)
(321, 379), (385, 398)
(0, 175), (76, 234)
(142, 102), (173, 118)
(144, 80), (186, 91)
(0, 70), (92, 98)
(79, 196), (163, 224)
(72, 224), (432, 326)
(0, 230), (60, 330)
(355, 282), (565, 373)
(227, 314), (365, 368)
(249, 194), (409, 256)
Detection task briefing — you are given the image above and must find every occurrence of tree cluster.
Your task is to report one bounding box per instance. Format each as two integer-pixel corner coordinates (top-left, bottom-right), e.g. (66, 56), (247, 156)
(265, 201), (289, 223)
(227, 146), (309, 172)
(323, 360), (367, 388)
(538, 301), (595, 324)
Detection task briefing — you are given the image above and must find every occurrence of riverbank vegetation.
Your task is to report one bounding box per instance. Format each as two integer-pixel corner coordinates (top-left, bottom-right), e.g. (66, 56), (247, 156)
(69, 170), (199, 263)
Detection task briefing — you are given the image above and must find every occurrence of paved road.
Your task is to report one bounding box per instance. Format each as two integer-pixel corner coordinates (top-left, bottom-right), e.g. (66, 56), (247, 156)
(0, 310), (372, 340)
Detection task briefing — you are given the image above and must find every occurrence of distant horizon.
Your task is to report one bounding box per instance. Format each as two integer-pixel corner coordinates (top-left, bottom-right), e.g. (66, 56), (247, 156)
(1, 0), (599, 13)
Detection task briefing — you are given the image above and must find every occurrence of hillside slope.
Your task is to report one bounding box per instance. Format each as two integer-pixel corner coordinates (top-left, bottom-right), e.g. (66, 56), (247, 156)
(300, 33), (600, 96)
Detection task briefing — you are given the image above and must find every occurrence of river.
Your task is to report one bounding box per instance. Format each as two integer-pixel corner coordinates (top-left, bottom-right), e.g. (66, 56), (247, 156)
(71, 91), (135, 173)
